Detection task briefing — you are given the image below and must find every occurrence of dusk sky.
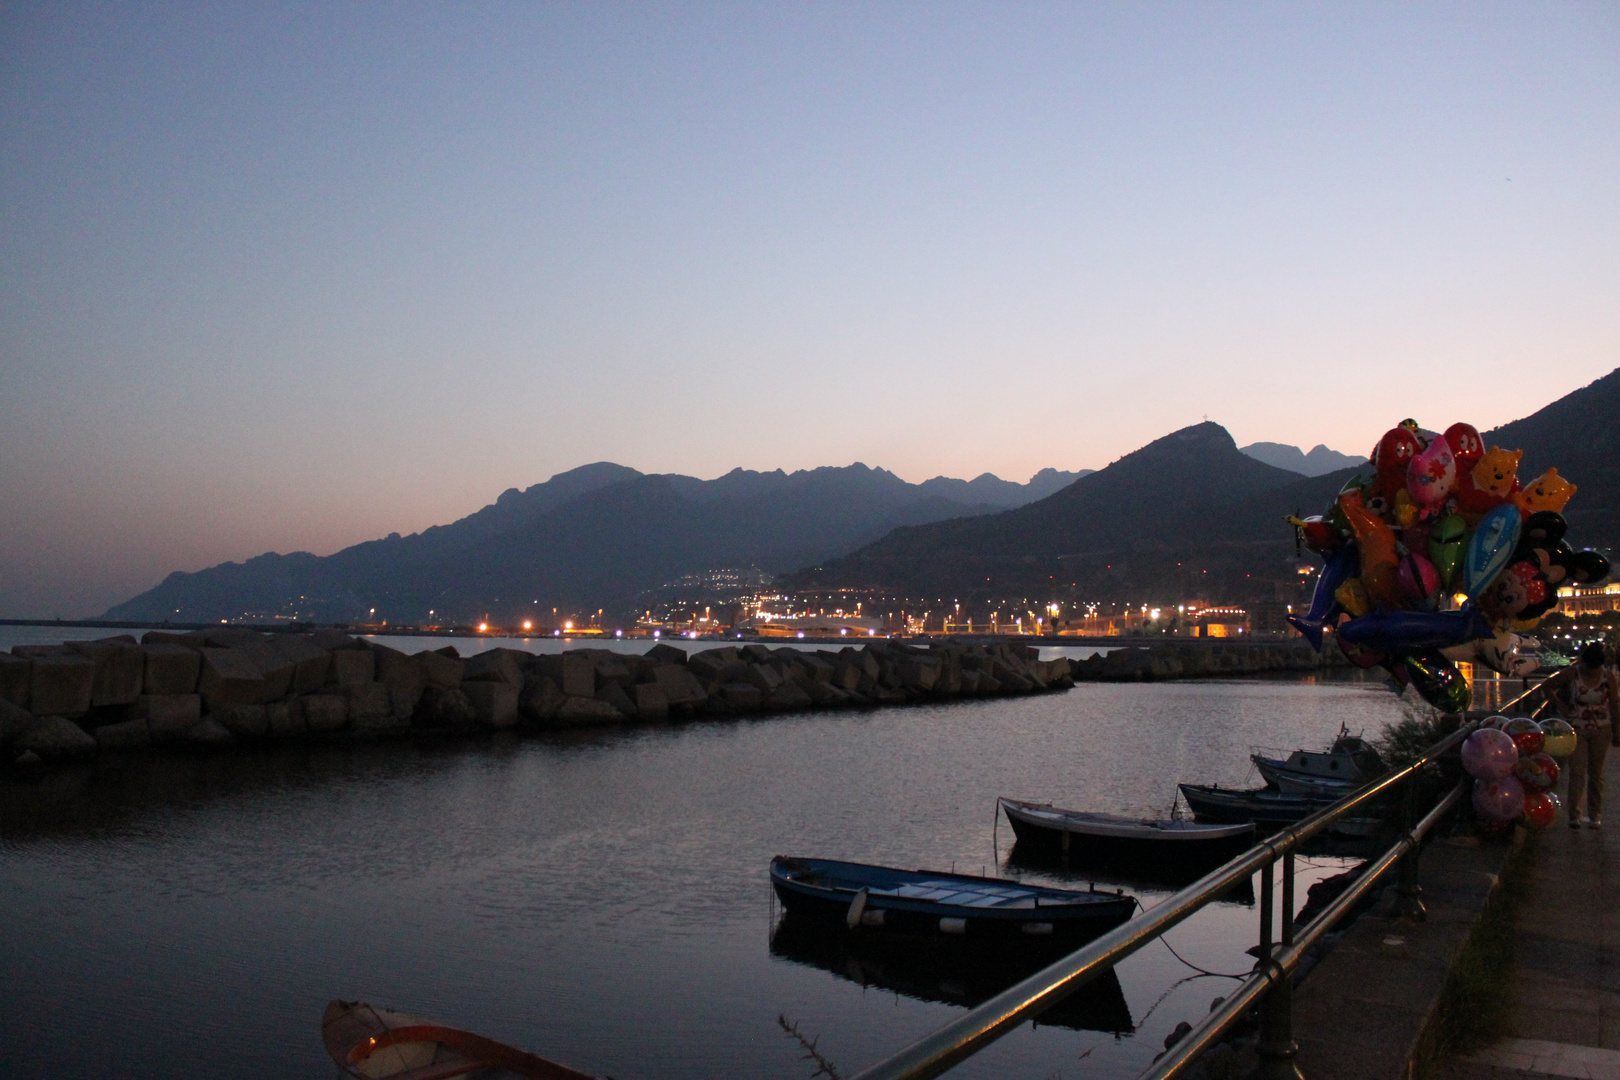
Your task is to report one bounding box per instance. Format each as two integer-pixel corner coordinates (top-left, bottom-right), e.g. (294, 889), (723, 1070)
(3, 3), (1617, 618)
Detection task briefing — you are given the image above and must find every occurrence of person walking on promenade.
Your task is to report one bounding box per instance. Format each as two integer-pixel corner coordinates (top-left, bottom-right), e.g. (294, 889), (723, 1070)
(1556, 642), (1620, 828)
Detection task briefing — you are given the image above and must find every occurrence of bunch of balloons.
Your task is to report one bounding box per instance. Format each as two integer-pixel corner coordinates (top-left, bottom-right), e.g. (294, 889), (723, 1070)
(1288, 420), (1611, 711)
(1462, 715), (1577, 829)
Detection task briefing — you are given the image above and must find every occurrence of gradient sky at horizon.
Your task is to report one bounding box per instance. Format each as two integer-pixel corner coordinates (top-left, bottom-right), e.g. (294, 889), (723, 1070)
(3, 3), (1618, 617)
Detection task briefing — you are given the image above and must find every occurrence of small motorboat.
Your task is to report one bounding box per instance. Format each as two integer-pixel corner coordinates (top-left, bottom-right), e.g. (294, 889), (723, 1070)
(1249, 762), (1355, 796)
(998, 797), (1256, 879)
(769, 856), (1136, 943)
(1176, 784), (1385, 838)
(322, 1000), (596, 1080)
(1251, 728), (1383, 793)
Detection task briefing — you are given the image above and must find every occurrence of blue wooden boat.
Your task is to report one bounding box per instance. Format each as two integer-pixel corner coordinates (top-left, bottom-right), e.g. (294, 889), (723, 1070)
(769, 856), (1136, 943)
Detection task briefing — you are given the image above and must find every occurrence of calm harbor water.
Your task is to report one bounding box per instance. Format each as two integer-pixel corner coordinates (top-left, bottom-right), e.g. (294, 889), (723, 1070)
(0, 662), (1410, 1080)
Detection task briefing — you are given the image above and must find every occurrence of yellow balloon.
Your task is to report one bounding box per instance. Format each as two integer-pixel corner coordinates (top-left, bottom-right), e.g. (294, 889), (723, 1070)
(1540, 719), (1577, 759)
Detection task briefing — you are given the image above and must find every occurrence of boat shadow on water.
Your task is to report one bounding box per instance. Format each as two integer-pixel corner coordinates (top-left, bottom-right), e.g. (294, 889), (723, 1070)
(768, 913), (1134, 1034)
(1001, 841), (1257, 906)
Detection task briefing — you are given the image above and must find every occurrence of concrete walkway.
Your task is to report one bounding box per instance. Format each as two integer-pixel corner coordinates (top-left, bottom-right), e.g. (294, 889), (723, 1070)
(1444, 745), (1620, 1079)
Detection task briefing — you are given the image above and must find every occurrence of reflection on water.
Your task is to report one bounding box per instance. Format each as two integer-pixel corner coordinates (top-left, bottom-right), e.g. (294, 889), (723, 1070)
(770, 913), (1135, 1033)
(0, 675), (1398, 1080)
(1004, 840), (1259, 904)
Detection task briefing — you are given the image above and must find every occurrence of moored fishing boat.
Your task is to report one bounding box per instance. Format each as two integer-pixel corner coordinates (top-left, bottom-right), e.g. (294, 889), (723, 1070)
(769, 855), (1136, 943)
(321, 1000), (596, 1080)
(1176, 784), (1384, 838)
(1251, 727), (1383, 793)
(998, 797), (1256, 879)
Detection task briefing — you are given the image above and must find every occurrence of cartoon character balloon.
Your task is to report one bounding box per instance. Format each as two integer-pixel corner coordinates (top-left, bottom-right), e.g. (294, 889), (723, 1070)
(1406, 433), (1456, 516)
(1512, 752), (1559, 793)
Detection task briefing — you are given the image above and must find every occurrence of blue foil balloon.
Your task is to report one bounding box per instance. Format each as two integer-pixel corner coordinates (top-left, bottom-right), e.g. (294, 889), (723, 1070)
(1287, 541), (1358, 651)
(1464, 504), (1522, 598)
(1336, 604), (1493, 653)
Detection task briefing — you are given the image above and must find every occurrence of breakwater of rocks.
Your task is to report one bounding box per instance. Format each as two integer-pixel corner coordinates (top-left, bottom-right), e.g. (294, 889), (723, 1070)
(0, 630), (1079, 771)
(1069, 640), (1350, 681)
(0, 630), (1349, 772)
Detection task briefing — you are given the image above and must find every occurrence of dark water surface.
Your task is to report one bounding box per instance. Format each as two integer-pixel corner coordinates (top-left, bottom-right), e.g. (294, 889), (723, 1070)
(0, 676), (1404, 1080)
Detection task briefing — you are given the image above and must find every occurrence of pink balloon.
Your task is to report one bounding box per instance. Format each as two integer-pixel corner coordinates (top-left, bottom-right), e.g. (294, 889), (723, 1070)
(1398, 552), (1441, 605)
(1408, 433), (1456, 514)
(1461, 728), (1519, 780)
(1474, 776), (1526, 823)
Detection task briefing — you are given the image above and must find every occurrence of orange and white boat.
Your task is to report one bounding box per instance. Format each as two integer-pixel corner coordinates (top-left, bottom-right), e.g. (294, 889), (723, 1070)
(322, 1000), (597, 1080)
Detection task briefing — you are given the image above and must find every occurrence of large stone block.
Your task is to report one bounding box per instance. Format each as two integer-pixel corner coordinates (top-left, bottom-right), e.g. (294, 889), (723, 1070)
(766, 683), (814, 711)
(595, 680), (636, 719)
(23, 651), (95, 717)
(267, 635), (331, 694)
(327, 648), (374, 688)
(301, 694), (349, 734)
(556, 696), (623, 725)
(180, 717), (234, 747)
(94, 717), (151, 749)
(346, 682), (395, 730)
(741, 663), (784, 693)
(17, 715), (97, 761)
(652, 664), (707, 707)
(197, 648), (266, 707)
(1, 697), (34, 745)
(370, 644), (425, 718)
(136, 694), (203, 741)
(202, 627), (267, 649)
(210, 704), (268, 741)
(310, 629), (360, 652)
(0, 653), (30, 707)
(718, 682), (762, 710)
(633, 683), (669, 721)
(463, 648), (526, 686)
(687, 651), (739, 684)
(265, 699), (305, 738)
(415, 650), (464, 690)
(591, 655), (632, 687)
(141, 630), (209, 649)
(141, 644), (201, 695)
(413, 685), (475, 728)
(520, 675), (564, 722)
(644, 642), (687, 665)
(464, 681), (519, 728)
(70, 638), (145, 706)
(560, 655), (595, 698)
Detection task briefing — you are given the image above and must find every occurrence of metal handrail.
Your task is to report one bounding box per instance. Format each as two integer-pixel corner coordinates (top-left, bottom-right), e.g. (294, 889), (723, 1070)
(848, 680), (1551, 1080)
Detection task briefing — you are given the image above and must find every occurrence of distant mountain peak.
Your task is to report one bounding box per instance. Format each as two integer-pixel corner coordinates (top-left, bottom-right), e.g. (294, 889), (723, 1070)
(1239, 440), (1365, 477)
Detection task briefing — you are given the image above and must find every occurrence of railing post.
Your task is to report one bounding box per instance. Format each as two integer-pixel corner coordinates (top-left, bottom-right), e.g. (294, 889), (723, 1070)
(1396, 770), (1428, 921)
(1255, 850), (1303, 1080)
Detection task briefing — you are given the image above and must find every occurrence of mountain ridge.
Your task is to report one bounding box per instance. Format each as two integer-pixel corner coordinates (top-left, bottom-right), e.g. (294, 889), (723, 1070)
(103, 461), (1093, 623)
